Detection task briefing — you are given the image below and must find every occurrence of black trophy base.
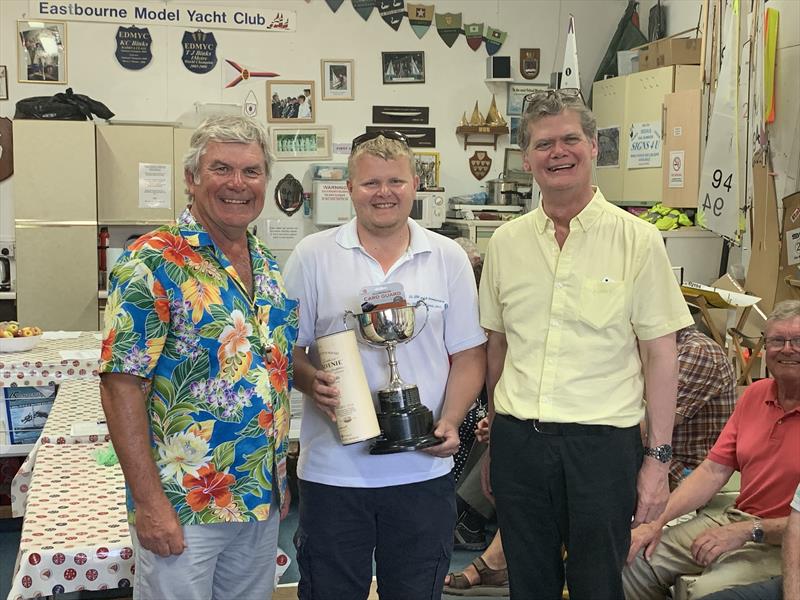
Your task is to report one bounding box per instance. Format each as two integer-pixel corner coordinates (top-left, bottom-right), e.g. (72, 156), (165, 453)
(370, 432), (442, 455)
(369, 386), (443, 455)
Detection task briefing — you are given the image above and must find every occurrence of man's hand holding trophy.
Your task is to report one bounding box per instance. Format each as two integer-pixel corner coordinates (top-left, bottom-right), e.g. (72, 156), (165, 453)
(314, 283), (445, 455)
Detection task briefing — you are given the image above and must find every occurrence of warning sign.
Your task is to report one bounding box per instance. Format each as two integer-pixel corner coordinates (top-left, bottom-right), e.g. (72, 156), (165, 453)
(669, 150), (685, 189)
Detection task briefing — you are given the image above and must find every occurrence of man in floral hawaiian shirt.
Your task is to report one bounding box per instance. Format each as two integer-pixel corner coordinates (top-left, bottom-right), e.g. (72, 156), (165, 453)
(100, 115), (297, 600)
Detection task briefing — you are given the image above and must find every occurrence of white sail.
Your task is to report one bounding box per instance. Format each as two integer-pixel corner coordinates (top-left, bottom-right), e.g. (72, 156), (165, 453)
(560, 15), (580, 90)
(697, 0), (743, 244)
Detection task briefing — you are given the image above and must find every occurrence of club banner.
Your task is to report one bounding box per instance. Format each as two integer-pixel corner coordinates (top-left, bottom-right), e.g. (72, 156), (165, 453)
(407, 3), (433, 39)
(30, 2), (296, 32)
(484, 26), (507, 56)
(378, 0), (405, 30)
(115, 25), (152, 70)
(464, 23), (483, 51)
(352, 0), (376, 21)
(435, 12), (462, 48)
(182, 30), (217, 74)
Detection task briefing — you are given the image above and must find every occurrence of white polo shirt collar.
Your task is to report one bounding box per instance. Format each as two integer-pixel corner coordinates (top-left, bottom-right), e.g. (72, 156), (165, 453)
(335, 218), (434, 257)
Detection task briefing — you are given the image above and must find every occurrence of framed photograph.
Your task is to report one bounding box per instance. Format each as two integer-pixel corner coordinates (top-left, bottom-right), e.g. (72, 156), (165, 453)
(271, 126), (331, 161)
(17, 20), (67, 84)
(507, 82), (548, 116)
(381, 51), (425, 84)
(509, 116), (521, 146)
(503, 147), (533, 184)
(0, 66), (7, 100)
(268, 80), (315, 123)
(321, 59), (353, 101)
(414, 151), (440, 190)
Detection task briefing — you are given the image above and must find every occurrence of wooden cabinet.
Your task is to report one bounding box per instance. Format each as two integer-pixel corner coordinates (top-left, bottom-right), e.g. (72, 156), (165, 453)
(12, 121), (98, 330)
(592, 65), (701, 206)
(96, 124), (175, 224)
(14, 121), (96, 223)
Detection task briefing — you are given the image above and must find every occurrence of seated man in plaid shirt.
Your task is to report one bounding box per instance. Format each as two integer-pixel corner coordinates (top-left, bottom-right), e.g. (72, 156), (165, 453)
(670, 325), (737, 490)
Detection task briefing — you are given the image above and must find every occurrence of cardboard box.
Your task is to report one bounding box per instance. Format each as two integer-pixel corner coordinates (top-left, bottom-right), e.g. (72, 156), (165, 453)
(662, 88), (702, 208)
(639, 37), (701, 72)
(776, 191), (800, 304)
(617, 50), (639, 76)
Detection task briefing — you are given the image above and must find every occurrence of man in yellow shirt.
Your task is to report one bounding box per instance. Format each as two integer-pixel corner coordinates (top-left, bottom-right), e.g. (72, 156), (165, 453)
(479, 89), (692, 599)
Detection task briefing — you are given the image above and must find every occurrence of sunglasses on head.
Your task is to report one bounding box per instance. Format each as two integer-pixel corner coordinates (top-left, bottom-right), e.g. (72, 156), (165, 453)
(522, 88), (585, 114)
(351, 130), (409, 152)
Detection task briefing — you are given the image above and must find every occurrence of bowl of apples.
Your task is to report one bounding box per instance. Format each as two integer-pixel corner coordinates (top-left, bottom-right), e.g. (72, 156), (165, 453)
(0, 322), (44, 353)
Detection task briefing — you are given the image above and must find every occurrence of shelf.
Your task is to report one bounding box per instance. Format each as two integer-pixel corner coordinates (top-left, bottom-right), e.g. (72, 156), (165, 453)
(0, 292), (16, 300)
(0, 443), (34, 457)
(455, 125), (509, 151)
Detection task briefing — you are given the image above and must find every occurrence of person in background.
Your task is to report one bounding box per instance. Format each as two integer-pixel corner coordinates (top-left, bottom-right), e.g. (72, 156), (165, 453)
(297, 94), (311, 119)
(480, 88), (692, 599)
(624, 300), (800, 599)
(100, 115), (298, 600)
(668, 325), (736, 490)
(284, 131), (486, 600)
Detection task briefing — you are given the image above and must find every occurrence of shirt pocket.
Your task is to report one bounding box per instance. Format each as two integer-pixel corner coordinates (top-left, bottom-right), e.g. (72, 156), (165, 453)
(578, 279), (625, 330)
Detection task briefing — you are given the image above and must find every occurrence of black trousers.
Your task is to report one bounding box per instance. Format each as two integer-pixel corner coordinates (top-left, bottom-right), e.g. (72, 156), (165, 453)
(295, 474), (455, 600)
(490, 413), (643, 600)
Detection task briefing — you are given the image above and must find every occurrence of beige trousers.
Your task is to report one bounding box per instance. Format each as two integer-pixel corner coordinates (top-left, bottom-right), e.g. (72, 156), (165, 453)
(622, 503), (782, 600)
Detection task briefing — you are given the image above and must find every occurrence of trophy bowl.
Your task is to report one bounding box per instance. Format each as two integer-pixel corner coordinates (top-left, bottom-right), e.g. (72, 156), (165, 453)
(346, 301), (443, 455)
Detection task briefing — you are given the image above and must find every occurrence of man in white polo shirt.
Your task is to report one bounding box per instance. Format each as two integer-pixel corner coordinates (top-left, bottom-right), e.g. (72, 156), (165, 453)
(284, 131), (486, 600)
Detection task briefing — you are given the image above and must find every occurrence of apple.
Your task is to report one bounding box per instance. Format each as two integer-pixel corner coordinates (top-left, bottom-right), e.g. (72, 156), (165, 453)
(21, 327), (34, 337)
(6, 323), (18, 334)
(1, 330), (13, 338)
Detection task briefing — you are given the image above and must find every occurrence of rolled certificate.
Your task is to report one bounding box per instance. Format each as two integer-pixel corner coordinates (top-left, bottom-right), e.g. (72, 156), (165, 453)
(316, 329), (380, 444)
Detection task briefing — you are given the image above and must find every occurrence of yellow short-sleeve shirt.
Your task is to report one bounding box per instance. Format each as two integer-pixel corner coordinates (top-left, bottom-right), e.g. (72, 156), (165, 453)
(479, 188), (693, 427)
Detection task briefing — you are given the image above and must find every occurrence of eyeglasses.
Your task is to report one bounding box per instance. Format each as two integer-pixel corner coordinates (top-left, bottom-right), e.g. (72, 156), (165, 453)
(351, 130), (409, 153)
(522, 88), (585, 115)
(765, 336), (800, 350)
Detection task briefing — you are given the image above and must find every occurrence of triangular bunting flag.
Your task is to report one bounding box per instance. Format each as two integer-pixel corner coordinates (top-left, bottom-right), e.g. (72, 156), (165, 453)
(484, 26), (507, 56)
(464, 23), (484, 51)
(326, 0), (345, 11)
(435, 12), (462, 48)
(352, 0), (375, 21)
(407, 3), (433, 39)
(560, 15), (580, 89)
(378, 0), (405, 30)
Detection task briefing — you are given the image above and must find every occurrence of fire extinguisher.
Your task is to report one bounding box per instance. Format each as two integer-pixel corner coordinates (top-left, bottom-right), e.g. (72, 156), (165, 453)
(98, 227), (110, 274)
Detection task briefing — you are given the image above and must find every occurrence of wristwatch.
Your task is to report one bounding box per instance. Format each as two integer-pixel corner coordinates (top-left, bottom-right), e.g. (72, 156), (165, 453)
(643, 444), (673, 463)
(750, 518), (764, 543)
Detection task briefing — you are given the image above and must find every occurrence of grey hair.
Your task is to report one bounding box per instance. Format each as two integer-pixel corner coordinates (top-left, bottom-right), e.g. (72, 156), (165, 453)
(767, 300), (800, 324)
(183, 115), (274, 182)
(518, 95), (597, 151)
(348, 135), (415, 179)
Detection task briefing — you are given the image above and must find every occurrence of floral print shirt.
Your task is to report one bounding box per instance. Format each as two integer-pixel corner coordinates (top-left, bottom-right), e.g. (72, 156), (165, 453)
(100, 209), (298, 525)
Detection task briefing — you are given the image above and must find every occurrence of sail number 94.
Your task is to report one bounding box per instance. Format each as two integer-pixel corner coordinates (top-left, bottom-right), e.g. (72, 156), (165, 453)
(703, 169), (732, 216)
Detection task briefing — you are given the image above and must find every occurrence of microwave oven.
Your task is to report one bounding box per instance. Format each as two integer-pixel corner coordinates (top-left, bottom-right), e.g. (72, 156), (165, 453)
(411, 191), (445, 229)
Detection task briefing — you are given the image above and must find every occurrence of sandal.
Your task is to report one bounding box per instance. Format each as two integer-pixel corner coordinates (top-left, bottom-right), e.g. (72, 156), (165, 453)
(443, 556), (509, 597)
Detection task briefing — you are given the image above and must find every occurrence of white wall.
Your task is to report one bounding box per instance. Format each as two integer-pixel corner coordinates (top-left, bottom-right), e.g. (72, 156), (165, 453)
(0, 0), (631, 245)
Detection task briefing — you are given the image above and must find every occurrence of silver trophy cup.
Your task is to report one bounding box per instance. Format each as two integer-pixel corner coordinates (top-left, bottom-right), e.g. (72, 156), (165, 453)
(345, 300), (443, 454)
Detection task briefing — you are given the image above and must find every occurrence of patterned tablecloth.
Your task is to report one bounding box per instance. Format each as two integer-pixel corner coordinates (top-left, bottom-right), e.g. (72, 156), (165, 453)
(0, 332), (101, 388)
(11, 380), (109, 517)
(8, 442), (135, 600)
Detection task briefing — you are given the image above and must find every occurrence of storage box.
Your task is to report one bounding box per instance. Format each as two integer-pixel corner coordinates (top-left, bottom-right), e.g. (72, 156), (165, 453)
(617, 50), (639, 76)
(639, 38), (701, 71)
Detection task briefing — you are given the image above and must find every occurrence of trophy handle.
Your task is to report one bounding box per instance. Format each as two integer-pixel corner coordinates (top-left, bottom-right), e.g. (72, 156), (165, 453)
(408, 299), (429, 342)
(344, 309), (387, 349)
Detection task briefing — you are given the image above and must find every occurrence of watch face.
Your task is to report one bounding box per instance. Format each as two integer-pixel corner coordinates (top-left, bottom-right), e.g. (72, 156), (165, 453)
(752, 525), (764, 543)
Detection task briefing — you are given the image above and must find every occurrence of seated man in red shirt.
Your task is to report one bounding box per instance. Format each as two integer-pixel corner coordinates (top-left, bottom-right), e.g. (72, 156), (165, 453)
(623, 299), (800, 600)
